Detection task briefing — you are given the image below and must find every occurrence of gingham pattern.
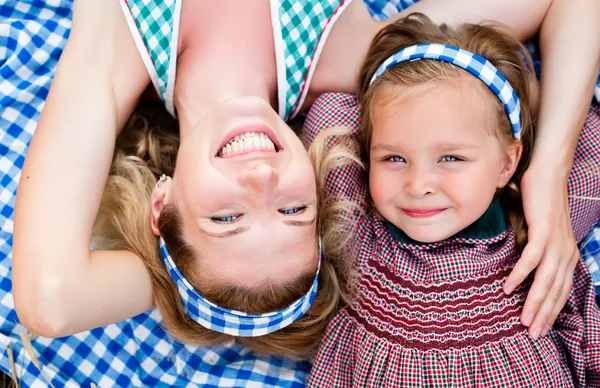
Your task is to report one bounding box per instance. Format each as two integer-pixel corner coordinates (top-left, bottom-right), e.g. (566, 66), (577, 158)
(370, 43), (522, 139)
(274, 0), (349, 120)
(124, 0), (350, 121)
(0, 1), (313, 386)
(302, 93), (600, 387)
(122, 0), (179, 115)
(160, 237), (321, 337)
(364, 0), (419, 20)
(582, 226), (600, 286)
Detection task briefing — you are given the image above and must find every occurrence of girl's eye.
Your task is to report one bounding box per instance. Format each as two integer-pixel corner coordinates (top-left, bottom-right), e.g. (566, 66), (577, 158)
(440, 155), (462, 162)
(386, 156), (406, 163)
(279, 206), (307, 215)
(211, 214), (241, 224)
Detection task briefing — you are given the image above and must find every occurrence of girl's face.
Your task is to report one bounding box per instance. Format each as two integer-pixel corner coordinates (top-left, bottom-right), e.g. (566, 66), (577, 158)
(153, 96), (318, 288)
(368, 80), (521, 243)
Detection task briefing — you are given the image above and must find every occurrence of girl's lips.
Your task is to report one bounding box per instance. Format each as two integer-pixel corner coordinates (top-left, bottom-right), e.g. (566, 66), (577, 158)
(402, 208), (446, 218)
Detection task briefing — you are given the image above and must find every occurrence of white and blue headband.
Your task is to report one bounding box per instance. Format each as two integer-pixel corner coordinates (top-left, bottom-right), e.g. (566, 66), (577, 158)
(369, 43), (522, 140)
(159, 237), (322, 337)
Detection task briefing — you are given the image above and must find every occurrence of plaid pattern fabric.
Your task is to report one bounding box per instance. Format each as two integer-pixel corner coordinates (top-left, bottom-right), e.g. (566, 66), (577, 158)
(0, 1), (312, 386)
(123, 0), (179, 115)
(275, 0), (348, 120)
(302, 93), (600, 387)
(160, 237), (321, 337)
(370, 43), (522, 139)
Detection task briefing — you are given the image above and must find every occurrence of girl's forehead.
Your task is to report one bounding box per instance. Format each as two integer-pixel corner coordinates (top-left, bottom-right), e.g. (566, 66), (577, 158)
(372, 86), (496, 139)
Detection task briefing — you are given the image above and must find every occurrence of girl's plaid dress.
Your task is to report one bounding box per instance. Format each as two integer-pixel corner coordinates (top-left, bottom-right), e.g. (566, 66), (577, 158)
(302, 93), (600, 387)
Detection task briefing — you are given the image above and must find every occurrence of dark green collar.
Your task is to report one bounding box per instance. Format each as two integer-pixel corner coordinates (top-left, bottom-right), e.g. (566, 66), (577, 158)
(387, 200), (506, 245)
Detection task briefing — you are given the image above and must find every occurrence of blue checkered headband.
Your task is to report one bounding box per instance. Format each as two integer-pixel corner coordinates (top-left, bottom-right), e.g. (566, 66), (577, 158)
(159, 237), (321, 337)
(369, 43), (522, 140)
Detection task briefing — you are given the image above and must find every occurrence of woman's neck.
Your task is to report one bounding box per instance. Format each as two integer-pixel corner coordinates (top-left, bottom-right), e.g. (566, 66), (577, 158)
(175, 0), (278, 138)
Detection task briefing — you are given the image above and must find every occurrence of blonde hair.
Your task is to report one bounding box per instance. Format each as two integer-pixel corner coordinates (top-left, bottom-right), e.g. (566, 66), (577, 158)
(93, 102), (359, 358)
(358, 13), (537, 251)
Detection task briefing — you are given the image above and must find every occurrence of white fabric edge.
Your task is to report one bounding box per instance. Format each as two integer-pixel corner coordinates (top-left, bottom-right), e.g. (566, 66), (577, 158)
(118, 0), (162, 103)
(270, 0), (288, 119)
(164, 0), (183, 117)
(290, 0), (354, 119)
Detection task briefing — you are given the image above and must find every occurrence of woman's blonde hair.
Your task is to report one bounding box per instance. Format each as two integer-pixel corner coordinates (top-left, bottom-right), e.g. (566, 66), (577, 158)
(358, 13), (537, 251)
(93, 102), (359, 359)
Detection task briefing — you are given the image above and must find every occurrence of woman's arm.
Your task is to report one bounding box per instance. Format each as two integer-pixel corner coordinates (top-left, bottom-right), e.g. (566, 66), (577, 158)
(311, 0), (553, 97)
(504, 0), (600, 339)
(13, 0), (153, 337)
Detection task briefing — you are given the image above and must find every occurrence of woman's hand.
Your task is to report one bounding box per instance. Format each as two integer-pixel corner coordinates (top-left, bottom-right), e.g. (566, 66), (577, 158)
(503, 0), (600, 341)
(504, 166), (579, 340)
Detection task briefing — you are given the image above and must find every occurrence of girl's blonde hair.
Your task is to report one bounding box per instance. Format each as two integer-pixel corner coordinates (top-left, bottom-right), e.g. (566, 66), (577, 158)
(358, 13), (537, 251)
(93, 102), (359, 359)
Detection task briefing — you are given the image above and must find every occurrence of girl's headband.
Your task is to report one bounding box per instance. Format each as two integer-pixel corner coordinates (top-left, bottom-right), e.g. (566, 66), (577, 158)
(369, 43), (522, 140)
(159, 237), (321, 337)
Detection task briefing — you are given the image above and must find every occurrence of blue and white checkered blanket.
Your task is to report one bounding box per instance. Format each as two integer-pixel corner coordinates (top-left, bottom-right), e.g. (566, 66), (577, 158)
(1, 0), (599, 386)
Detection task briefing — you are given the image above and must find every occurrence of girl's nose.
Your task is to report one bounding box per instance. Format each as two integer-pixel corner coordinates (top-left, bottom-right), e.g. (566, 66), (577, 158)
(404, 168), (437, 198)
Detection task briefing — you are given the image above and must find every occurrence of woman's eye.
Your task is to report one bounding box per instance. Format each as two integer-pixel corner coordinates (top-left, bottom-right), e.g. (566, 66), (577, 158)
(386, 156), (406, 163)
(211, 214), (241, 224)
(279, 206), (307, 215)
(440, 155), (462, 162)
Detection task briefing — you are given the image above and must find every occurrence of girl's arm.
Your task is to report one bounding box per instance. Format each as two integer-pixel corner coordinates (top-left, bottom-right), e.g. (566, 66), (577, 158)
(504, 0), (600, 340)
(13, 0), (153, 337)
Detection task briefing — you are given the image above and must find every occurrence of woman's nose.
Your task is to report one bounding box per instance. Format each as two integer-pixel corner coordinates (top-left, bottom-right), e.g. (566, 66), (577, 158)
(238, 162), (279, 194)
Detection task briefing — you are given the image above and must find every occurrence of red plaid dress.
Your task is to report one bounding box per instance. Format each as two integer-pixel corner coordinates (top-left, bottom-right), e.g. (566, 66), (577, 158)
(302, 93), (600, 387)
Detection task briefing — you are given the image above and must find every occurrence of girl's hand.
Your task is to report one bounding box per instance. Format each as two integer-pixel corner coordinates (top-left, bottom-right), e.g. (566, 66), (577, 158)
(504, 166), (579, 340)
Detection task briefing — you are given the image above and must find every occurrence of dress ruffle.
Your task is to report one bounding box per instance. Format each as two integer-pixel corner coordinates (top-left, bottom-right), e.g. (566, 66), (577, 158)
(311, 309), (579, 387)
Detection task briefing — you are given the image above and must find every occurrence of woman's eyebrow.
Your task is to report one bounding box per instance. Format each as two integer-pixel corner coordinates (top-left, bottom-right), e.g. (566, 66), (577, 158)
(284, 217), (316, 227)
(201, 226), (249, 238)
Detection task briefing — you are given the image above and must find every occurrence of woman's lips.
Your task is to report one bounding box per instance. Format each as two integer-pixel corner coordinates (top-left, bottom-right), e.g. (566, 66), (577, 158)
(401, 208), (446, 218)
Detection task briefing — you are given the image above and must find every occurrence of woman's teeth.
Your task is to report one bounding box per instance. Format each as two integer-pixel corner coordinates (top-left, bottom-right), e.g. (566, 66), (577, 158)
(219, 132), (276, 157)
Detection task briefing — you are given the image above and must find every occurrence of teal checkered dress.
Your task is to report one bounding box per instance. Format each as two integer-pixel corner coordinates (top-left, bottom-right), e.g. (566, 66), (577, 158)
(121, 0), (351, 120)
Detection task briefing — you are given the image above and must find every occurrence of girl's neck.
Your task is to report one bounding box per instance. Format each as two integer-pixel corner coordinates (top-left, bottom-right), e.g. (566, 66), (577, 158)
(175, 0), (278, 138)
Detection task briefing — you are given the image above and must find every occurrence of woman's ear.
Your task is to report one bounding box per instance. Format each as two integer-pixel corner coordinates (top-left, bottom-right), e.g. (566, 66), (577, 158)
(150, 176), (173, 236)
(497, 141), (523, 188)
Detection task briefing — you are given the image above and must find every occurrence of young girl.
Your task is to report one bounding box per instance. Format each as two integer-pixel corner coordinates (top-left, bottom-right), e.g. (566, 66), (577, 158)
(305, 14), (600, 386)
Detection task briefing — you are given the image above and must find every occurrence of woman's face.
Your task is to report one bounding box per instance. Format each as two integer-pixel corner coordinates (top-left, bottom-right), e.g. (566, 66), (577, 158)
(160, 97), (319, 288)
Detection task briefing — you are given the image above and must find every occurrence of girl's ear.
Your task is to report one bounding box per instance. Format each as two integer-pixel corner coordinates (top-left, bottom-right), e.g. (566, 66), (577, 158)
(497, 141), (523, 188)
(150, 176), (173, 236)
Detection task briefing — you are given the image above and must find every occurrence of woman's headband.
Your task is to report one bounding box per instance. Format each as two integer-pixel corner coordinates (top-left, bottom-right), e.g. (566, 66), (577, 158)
(369, 43), (522, 140)
(159, 237), (321, 337)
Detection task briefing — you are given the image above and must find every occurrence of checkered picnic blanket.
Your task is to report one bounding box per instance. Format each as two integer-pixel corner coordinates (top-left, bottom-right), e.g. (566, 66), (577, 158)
(0, 1), (313, 387)
(0, 0), (599, 387)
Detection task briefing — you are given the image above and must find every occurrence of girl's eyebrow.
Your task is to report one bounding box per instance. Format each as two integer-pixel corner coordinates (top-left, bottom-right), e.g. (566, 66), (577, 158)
(433, 142), (479, 152)
(370, 143), (401, 152)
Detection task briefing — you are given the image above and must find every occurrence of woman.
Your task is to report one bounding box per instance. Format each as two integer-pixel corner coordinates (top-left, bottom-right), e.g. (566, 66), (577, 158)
(10, 0), (599, 371)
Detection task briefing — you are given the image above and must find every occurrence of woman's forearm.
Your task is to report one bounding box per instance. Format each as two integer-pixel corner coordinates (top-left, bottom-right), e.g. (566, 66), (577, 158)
(314, 0), (554, 98)
(13, 0), (153, 336)
(531, 0), (600, 179)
